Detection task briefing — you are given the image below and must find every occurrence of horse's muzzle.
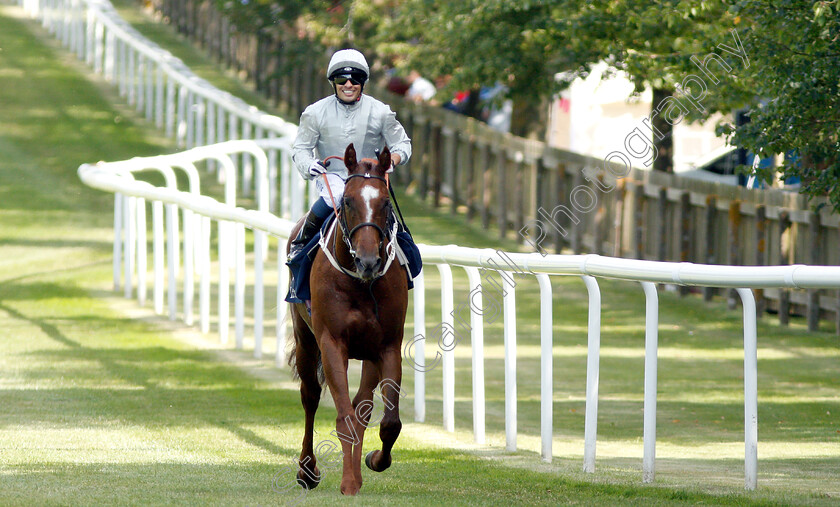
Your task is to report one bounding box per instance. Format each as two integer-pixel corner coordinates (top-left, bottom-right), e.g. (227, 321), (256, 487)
(354, 255), (382, 281)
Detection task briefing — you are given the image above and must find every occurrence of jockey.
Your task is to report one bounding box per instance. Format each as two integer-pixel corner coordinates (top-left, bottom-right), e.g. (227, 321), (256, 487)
(288, 49), (412, 259)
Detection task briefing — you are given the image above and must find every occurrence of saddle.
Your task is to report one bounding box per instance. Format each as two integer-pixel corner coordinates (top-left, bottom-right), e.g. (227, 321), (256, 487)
(285, 213), (421, 304)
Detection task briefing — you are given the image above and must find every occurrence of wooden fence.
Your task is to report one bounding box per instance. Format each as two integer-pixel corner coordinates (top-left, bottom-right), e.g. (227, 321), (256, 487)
(145, 0), (840, 333)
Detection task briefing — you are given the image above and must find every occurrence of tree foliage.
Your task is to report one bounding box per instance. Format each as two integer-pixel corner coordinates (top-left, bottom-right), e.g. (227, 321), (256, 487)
(721, 0), (840, 211)
(395, 1), (748, 169)
(218, 0), (840, 209)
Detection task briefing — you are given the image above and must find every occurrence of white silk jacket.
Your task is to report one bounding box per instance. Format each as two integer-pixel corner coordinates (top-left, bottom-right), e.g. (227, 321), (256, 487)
(291, 94), (412, 190)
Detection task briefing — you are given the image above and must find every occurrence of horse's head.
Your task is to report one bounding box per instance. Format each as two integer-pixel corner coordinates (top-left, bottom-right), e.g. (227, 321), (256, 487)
(341, 143), (393, 281)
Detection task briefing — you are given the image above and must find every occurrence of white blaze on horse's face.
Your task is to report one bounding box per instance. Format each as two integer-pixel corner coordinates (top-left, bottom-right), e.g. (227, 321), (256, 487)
(360, 185), (380, 222)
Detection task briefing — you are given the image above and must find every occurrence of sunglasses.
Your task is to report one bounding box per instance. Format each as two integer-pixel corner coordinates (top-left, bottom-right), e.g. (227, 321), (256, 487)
(332, 76), (363, 86)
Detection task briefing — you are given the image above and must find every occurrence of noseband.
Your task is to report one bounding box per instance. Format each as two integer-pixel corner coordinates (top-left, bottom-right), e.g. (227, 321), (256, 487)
(342, 173), (390, 255)
(318, 172), (398, 281)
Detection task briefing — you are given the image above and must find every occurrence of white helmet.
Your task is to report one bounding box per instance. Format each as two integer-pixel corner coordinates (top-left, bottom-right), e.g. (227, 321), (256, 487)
(327, 49), (370, 82)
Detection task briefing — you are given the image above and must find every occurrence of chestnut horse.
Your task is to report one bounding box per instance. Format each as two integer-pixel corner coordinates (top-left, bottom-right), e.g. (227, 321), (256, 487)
(286, 144), (408, 496)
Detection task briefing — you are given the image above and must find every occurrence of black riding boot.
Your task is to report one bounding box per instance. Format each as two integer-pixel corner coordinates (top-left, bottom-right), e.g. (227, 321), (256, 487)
(288, 211), (325, 260)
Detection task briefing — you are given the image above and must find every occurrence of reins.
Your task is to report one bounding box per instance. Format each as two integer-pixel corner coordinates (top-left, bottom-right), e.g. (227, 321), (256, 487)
(321, 155), (345, 218)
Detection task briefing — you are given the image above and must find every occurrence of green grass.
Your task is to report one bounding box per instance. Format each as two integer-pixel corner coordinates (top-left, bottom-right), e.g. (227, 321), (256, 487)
(1, 2), (839, 505)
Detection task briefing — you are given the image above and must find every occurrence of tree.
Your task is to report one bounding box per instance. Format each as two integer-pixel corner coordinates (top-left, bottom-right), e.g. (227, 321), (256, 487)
(394, 0), (838, 205)
(718, 0), (840, 211)
(394, 0), (748, 169)
(214, 0), (840, 208)
(393, 1), (587, 137)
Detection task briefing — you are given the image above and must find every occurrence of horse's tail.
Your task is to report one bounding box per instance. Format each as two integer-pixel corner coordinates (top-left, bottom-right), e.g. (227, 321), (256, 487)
(286, 339), (325, 387)
(285, 308), (326, 387)
(315, 351), (325, 386)
(283, 308), (296, 373)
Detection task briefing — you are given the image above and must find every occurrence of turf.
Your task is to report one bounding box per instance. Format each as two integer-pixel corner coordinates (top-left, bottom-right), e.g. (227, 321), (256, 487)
(1, 2), (839, 506)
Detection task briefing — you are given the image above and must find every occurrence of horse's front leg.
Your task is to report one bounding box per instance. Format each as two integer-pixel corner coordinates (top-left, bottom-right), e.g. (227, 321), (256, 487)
(350, 360), (382, 487)
(365, 347), (403, 473)
(319, 337), (361, 496)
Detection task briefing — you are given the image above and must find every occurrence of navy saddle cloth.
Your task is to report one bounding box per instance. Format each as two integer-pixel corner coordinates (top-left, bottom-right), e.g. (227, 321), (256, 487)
(285, 217), (422, 304)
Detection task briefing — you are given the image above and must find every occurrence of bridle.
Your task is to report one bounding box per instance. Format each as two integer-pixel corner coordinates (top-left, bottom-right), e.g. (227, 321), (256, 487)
(318, 169), (398, 282)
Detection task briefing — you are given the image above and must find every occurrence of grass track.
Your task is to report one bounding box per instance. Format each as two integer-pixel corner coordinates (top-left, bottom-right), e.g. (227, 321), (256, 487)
(1, 2), (839, 505)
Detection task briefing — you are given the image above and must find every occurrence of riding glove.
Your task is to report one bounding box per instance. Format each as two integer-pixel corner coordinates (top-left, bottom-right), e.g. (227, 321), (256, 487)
(308, 160), (328, 178)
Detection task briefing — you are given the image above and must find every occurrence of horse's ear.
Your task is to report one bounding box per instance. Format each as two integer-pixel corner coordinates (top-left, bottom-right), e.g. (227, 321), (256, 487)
(377, 146), (391, 175)
(344, 143), (358, 173)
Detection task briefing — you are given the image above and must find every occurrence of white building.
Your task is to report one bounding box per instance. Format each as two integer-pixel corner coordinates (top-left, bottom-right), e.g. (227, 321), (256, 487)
(546, 62), (728, 174)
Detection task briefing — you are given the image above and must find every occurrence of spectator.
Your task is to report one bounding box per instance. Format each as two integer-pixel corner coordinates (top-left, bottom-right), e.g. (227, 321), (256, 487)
(479, 83), (512, 133)
(405, 70), (436, 103)
(386, 72), (410, 96)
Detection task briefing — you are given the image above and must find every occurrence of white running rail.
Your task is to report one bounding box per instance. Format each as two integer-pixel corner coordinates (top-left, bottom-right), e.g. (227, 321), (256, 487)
(79, 141), (840, 492)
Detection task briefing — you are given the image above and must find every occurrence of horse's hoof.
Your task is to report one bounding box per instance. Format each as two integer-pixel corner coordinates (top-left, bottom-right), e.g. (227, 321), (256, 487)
(365, 450), (391, 472)
(340, 479), (360, 496)
(296, 467), (321, 490)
